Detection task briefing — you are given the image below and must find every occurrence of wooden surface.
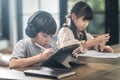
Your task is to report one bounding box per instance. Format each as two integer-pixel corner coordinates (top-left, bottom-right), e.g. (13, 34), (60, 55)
(0, 63), (117, 80)
(111, 44), (120, 53)
(0, 44), (120, 80)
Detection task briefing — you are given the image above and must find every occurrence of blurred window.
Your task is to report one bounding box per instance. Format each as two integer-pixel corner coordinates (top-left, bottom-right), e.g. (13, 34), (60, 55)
(0, 0), (9, 39)
(22, 0), (59, 38)
(0, 0), (2, 38)
(118, 0), (120, 43)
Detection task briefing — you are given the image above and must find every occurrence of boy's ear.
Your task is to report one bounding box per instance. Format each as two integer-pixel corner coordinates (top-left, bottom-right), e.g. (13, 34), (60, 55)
(71, 13), (77, 20)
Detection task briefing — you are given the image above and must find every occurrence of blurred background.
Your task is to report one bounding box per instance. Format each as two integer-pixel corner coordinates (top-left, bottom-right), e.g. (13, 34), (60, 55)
(0, 0), (120, 53)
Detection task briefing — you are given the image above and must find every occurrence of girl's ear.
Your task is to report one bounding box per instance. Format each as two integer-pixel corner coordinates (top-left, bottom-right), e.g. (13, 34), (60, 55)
(71, 13), (77, 20)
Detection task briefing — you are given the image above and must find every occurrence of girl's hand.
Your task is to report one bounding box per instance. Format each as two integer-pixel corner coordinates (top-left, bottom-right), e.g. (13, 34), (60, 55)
(85, 34), (110, 48)
(72, 47), (80, 57)
(94, 34), (110, 45)
(99, 45), (113, 53)
(72, 42), (88, 57)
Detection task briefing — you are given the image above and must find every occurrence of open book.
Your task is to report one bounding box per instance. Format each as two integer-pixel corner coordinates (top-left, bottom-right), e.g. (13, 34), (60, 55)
(24, 67), (75, 79)
(78, 50), (120, 58)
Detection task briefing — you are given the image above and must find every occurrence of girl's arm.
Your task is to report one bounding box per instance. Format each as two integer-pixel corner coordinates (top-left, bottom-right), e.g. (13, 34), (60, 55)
(57, 27), (80, 48)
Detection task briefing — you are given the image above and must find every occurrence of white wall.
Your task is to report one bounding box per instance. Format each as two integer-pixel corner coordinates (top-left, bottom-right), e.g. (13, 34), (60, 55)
(9, 0), (18, 47)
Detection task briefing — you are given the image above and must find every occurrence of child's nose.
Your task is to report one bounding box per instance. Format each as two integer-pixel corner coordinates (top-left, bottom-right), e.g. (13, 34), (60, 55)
(45, 36), (51, 42)
(84, 21), (89, 26)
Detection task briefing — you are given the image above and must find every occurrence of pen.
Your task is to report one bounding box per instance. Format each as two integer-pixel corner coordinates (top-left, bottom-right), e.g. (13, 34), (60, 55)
(35, 43), (46, 50)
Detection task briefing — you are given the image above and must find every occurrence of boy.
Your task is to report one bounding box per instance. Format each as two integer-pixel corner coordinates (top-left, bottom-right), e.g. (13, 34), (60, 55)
(9, 11), (57, 69)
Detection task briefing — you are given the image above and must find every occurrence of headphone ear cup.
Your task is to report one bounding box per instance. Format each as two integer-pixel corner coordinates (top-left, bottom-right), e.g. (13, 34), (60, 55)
(25, 24), (37, 38)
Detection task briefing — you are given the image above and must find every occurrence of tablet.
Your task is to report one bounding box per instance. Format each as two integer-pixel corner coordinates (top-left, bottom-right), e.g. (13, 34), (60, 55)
(41, 44), (86, 69)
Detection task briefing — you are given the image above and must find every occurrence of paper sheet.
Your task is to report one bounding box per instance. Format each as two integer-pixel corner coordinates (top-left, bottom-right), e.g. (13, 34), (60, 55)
(78, 50), (120, 58)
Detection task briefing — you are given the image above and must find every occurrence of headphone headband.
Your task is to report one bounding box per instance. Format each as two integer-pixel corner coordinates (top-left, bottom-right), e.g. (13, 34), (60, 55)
(27, 11), (41, 24)
(26, 11), (42, 38)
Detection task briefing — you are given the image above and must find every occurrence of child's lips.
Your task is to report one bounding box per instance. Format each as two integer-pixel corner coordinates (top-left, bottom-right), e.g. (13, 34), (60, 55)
(78, 27), (85, 30)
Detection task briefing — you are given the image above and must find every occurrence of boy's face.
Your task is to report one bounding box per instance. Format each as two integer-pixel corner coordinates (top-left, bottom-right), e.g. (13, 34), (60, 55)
(73, 16), (90, 31)
(34, 32), (53, 47)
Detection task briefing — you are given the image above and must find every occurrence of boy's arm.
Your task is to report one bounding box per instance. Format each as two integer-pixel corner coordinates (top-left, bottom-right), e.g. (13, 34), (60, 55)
(9, 53), (43, 69)
(9, 48), (55, 69)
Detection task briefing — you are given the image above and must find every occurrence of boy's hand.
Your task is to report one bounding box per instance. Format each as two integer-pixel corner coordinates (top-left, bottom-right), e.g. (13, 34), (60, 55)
(42, 48), (56, 60)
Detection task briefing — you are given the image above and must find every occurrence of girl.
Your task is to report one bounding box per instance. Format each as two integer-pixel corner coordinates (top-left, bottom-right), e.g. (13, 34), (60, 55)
(57, 1), (113, 57)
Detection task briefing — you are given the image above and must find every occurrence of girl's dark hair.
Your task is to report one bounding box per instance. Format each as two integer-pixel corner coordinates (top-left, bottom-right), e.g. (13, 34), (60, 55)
(70, 1), (93, 40)
(26, 11), (57, 38)
(71, 1), (93, 20)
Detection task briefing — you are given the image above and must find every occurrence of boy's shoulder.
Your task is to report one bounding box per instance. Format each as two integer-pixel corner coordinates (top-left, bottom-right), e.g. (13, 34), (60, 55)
(17, 39), (32, 45)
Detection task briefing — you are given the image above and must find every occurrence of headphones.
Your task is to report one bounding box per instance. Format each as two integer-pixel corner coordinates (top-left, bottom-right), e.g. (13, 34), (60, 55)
(25, 11), (41, 38)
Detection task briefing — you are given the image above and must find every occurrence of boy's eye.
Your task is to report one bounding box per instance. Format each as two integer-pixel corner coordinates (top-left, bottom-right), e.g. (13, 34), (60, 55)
(50, 35), (53, 38)
(42, 33), (53, 38)
(43, 34), (48, 37)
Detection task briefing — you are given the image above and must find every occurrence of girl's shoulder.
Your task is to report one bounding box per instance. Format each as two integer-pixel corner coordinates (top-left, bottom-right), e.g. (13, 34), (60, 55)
(59, 27), (71, 32)
(58, 27), (74, 36)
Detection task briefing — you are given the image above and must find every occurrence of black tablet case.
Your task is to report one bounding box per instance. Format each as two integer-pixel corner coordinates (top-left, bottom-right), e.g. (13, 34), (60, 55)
(41, 44), (86, 69)
(24, 67), (75, 79)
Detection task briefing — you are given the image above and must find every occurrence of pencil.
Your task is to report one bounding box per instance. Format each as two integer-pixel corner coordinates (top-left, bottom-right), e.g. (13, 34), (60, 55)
(35, 43), (46, 50)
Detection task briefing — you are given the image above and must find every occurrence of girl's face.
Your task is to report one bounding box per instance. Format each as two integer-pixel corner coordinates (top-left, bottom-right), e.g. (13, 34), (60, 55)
(72, 14), (90, 31)
(34, 32), (53, 47)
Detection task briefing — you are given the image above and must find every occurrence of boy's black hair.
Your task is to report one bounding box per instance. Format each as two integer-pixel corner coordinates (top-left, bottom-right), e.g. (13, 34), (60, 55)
(26, 11), (57, 38)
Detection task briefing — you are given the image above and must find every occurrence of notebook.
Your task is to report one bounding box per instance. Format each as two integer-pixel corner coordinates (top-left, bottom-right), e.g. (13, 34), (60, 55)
(78, 50), (120, 58)
(41, 44), (86, 69)
(24, 67), (75, 79)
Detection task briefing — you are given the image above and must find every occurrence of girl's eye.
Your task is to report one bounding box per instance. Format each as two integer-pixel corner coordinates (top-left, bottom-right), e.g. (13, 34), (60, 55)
(82, 18), (86, 21)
